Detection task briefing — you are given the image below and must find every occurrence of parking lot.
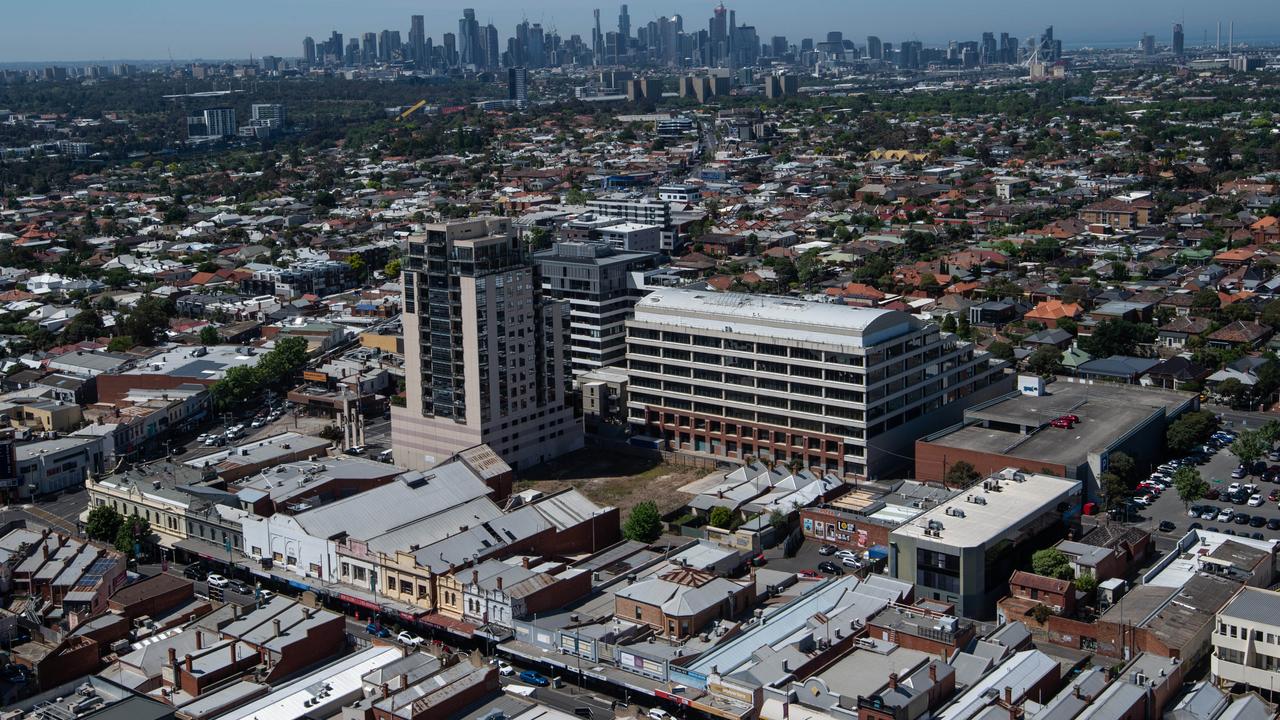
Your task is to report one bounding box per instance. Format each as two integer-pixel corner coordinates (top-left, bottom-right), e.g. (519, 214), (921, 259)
(1127, 433), (1280, 542)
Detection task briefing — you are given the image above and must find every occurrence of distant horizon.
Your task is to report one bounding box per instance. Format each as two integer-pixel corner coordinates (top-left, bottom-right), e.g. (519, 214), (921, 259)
(3, 0), (1279, 63)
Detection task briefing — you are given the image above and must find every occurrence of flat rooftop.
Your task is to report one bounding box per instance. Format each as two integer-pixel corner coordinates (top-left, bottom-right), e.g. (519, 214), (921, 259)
(893, 470), (1081, 548)
(813, 644), (931, 699)
(925, 382), (1194, 467)
(127, 344), (265, 380)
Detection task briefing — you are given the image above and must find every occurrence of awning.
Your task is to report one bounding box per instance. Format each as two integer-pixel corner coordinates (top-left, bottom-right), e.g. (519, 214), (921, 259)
(419, 612), (476, 638)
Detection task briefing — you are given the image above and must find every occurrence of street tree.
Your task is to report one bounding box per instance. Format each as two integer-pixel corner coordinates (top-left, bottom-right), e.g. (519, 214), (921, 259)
(1172, 466), (1209, 509)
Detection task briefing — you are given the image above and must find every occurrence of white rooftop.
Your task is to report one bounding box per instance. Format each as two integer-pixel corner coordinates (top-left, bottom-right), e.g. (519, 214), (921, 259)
(214, 645), (400, 720)
(633, 287), (919, 348)
(893, 469), (1081, 548)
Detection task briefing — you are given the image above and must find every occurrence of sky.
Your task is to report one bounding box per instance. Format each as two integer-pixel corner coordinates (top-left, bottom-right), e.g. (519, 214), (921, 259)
(3, 0), (1279, 62)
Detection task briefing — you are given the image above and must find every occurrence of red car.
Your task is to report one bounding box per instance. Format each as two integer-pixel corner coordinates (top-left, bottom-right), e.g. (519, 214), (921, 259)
(798, 569), (821, 579)
(1050, 417), (1075, 429)
(1062, 414), (1081, 424)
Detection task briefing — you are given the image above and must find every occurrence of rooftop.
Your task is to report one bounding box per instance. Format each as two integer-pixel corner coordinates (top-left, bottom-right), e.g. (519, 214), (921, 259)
(892, 469), (1080, 547)
(633, 287), (921, 349)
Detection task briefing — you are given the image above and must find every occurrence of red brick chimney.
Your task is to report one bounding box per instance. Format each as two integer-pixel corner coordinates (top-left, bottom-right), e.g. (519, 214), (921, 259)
(195, 630), (203, 649)
(184, 654), (194, 674)
(1004, 686), (1013, 704)
(521, 557), (530, 569)
(167, 647), (177, 667)
(472, 569), (479, 586)
(929, 664), (937, 683)
(496, 576), (503, 591)
(889, 673), (898, 690)
(229, 643), (237, 663)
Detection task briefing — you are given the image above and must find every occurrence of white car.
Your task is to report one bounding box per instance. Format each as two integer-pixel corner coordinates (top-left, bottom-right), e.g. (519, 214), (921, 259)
(1249, 494), (1264, 507)
(648, 710), (672, 720)
(834, 549), (859, 560)
(206, 574), (229, 588)
(1229, 482), (1242, 494)
(841, 556), (862, 568)
(1218, 509), (1235, 522)
(497, 661), (515, 676)
(396, 631), (424, 648)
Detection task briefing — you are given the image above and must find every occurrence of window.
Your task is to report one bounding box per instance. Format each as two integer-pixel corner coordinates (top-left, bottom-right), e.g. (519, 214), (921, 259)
(636, 606), (643, 619)
(341, 562), (349, 577)
(309, 563), (321, 577)
(387, 575), (396, 590)
(252, 546), (262, 557)
(273, 551), (283, 562)
(400, 580), (413, 594)
(418, 585), (428, 599)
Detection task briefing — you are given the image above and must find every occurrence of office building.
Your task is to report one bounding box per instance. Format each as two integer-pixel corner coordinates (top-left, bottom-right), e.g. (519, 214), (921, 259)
(459, 9), (481, 68)
(409, 14), (427, 66)
(625, 288), (1009, 479)
(302, 36), (316, 64)
(391, 217), (582, 471)
(866, 35), (883, 60)
(1141, 33), (1155, 55)
(890, 468), (1082, 618)
(533, 241), (659, 374)
(1211, 587), (1280, 694)
(1173, 23), (1185, 58)
(250, 103), (286, 128)
(507, 66), (528, 107)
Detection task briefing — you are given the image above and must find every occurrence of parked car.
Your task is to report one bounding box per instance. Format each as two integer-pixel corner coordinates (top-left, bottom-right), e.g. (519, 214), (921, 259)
(1249, 494), (1264, 507)
(1229, 482), (1242, 494)
(1217, 509), (1234, 522)
(365, 623), (390, 638)
(497, 661), (515, 676)
(841, 556), (862, 568)
(183, 563), (206, 580)
(1269, 518), (1280, 531)
(206, 574), (229, 588)
(519, 670), (550, 687)
(1205, 489), (1221, 500)
(797, 569), (821, 579)
(227, 580), (253, 595)
(1050, 417), (1074, 429)
(1188, 506), (1203, 518)
(1158, 521), (1177, 533)
(647, 710), (673, 720)
(396, 631), (424, 648)
(1235, 513), (1252, 525)
(817, 544), (837, 556)
(1189, 522), (1203, 531)
(344, 446), (366, 456)
(1250, 515), (1267, 528)
(1232, 467), (1247, 479)
(817, 561), (843, 575)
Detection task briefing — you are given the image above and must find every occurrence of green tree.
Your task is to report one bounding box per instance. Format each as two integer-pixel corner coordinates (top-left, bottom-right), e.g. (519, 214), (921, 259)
(210, 365), (260, 410)
(121, 297), (174, 346)
(114, 514), (152, 557)
(795, 249), (825, 289)
(1100, 471), (1134, 510)
(940, 314), (958, 333)
(987, 341), (1015, 361)
(944, 460), (981, 488)
(768, 510), (788, 534)
(1191, 288), (1221, 310)
(62, 309), (105, 343)
(1080, 319), (1156, 358)
(708, 506), (735, 529)
(1107, 451), (1135, 483)
(1216, 377), (1252, 408)
(1231, 430), (1268, 468)
(1166, 410), (1217, 455)
(384, 258), (402, 278)
(1172, 466), (1210, 509)
(1027, 345), (1063, 377)
(85, 505), (123, 543)
(346, 254), (367, 280)
(1075, 571), (1098, 594)
(1031, 548), (1074, 580)
(623, 500), (663, 543)
(199, 326), (220, 345)
(1260, 300), (1280, 329)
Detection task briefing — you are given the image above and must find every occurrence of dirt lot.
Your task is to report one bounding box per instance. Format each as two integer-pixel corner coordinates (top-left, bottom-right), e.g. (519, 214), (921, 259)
(516, 449), (708, 515)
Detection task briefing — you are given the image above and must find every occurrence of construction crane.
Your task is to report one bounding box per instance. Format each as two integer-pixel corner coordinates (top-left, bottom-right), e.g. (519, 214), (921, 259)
(396, 99), (428, 122)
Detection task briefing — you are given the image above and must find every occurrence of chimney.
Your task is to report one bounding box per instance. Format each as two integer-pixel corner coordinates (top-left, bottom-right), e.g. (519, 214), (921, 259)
(496, 576), (503, 591)
(521, 557), (530, 569)
(929, 664), (937, 683)
(273, 619), (282, 638)
(230, 643), (237, 663)
(399, 673), (407, 689)
(196, 630), (204, 649)
(1008, 707), (1019, 720)
(472, 569), (479, 586)
(42, 544), (48, 559)
(167, 647), (177, 667)
(1004, 686), (1013, 705)
(232, 605), (240, 619)
(184, 654), (194, 674)
(889, 673), (899, 691)
(1073, 685), (1083, 700)
(381, 683), (390, 699)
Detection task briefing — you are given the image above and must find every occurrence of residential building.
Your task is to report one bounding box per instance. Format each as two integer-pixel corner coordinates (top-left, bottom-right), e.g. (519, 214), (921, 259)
(889, 468), (1082, 618)
(625, 288), (1009, 479)
(613, 564), (752, 639)
(1211, 586), (1280, 695)
(533, 241), (659, 374)
(391, 217), (582, 471)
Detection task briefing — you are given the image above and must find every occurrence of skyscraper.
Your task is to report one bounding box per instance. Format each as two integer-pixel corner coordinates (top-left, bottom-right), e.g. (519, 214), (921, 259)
(1141, 33), (1155, 55)
(443, 32), (458, 67)
(593, 8), (603, 64)
(508, 66), (528, 106)
(302, 36), (316, 64)
(709, 3), (728, 66)
(459, 8), (481, 67)
(391, 217), (582, 472)
(618, 4), (630, 43)
(1172, 23), (1185, 57)
(866, 35), (882, 60)
(409, 14), (427, 66)
(363, 32), (378, 64)
(485, 23), (500, 69)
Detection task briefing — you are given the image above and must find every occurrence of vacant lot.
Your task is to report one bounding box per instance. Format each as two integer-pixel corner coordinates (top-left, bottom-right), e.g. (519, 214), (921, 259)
(517, 449), (708, 515)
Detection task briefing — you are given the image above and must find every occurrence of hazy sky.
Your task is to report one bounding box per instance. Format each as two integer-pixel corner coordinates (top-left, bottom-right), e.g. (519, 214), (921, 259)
(4, 0), (1279, 62)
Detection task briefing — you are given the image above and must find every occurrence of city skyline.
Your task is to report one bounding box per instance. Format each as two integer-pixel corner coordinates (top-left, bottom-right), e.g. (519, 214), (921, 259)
(4, 0), (1280, 63)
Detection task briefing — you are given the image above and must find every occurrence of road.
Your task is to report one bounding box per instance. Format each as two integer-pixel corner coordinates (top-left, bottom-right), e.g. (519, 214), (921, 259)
(1204, 403), (1278, 432)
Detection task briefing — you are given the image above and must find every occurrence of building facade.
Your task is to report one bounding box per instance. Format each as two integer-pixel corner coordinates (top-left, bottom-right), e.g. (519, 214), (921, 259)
(625, 288), (1009, 479)
(533, 241), (659, 375)
(391, 217), (582, 471)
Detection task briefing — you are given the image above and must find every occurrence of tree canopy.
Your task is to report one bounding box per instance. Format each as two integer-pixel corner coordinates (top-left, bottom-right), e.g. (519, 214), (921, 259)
(622, 501), (662, 543)
(1031, 548), (1074, 580)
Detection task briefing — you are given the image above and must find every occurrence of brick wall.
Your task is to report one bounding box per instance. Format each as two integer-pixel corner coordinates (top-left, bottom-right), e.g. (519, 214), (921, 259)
(914, 441), (1068, 484)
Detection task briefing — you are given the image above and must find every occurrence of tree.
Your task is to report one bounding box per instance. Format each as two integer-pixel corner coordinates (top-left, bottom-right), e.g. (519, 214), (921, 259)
(1231, 430), (1268, 468)
(108, 336), (134, 352)
(623, 500), (662, 543)
(768, 510), (788, 534)
(346, 254), (367, 281)
(1080, 319), (1156, 358)
(987, 341), (1015, 361)
(85, 505), (123, 543)
(1167, 410), (1217, 455)
(114, 514), (152, 557)
(199, 326), (220, 345)
(1172, 466), (1210, 509)
(1192, 288), (1221, 311)
(1075, 571), (1098, 594)
(708, 506), (735, 529)
(318, 424), (344, 442)
(1031, 548), (1074, 580)
(121, 297), (174, 346)
(210, 365), (260, 410)
(1027, 345), (1063, 377)
(1216, 377), (1252, 408)
(795, 249), (825, 289)
(1100, 471), (1134, 510)
(1260, 300), (1280, 329)
(944, 460), (981, 488)
(384, 258), (402, 278)
(940, 314), (958, 333)
(62, 309), (105, 343)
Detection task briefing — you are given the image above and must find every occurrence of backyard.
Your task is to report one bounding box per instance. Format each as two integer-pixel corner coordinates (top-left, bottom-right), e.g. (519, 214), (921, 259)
(516, 448), (711, 515)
